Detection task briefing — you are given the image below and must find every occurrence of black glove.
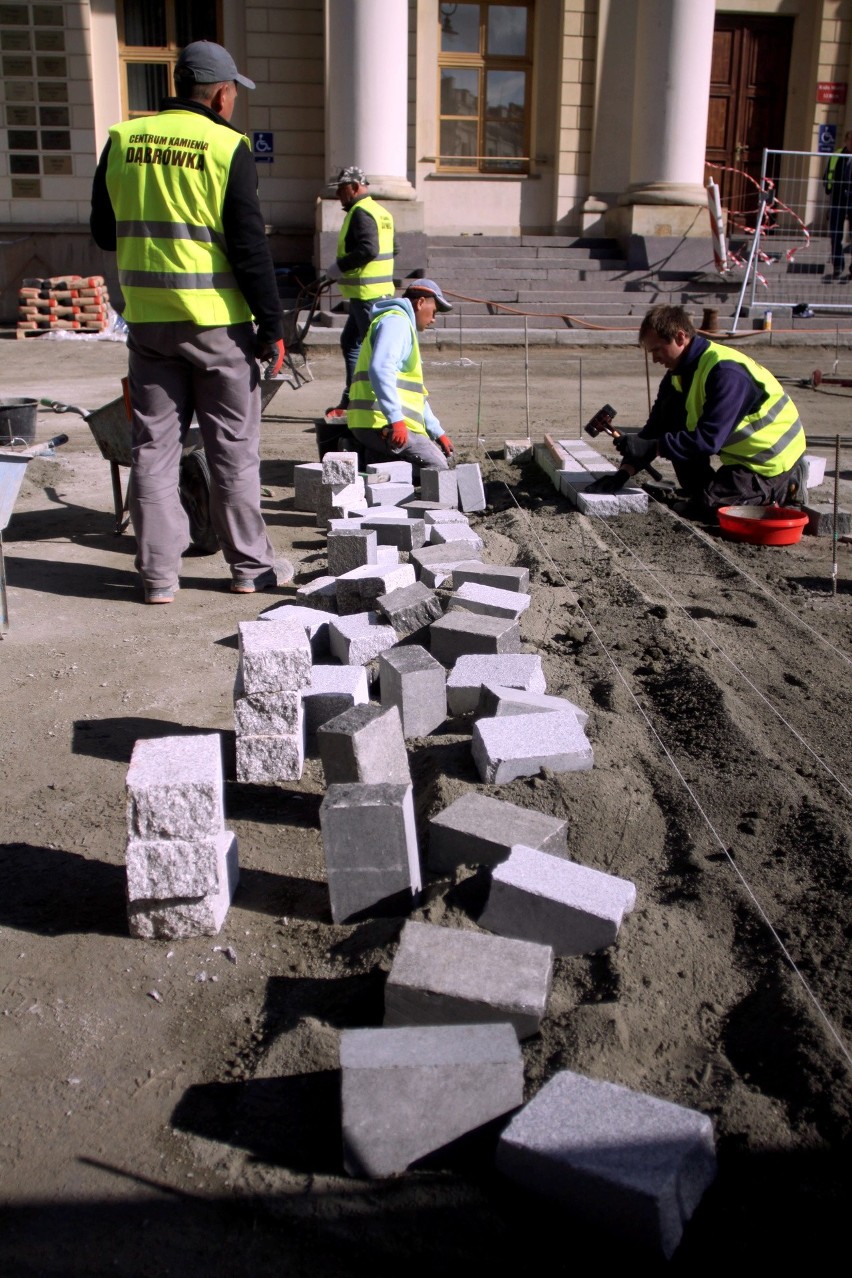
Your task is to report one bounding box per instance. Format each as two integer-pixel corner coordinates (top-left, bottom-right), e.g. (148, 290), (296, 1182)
(584, 469), (631, 494)
(620, 435), (659, 473)
(613, 434), (630, 457)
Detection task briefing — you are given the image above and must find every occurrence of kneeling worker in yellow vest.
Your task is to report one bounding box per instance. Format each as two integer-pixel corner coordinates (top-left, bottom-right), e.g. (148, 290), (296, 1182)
(586, 304), (808, 518)
(348, 280), (456, 476)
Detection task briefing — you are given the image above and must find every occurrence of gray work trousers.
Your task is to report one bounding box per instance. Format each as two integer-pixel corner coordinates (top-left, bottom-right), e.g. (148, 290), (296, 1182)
(127, 321), (273, 591)
(350, 426), (449, 478)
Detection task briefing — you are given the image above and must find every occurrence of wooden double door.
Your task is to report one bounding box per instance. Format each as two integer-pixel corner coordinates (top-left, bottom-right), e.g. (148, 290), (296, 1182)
(706, 15), (794, 237)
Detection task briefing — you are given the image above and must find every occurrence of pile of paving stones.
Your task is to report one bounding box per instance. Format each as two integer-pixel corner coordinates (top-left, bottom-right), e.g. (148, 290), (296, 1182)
(122, 449), (717, 1256)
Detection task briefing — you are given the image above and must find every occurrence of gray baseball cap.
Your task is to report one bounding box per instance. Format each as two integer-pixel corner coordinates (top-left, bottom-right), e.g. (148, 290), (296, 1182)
(176, 41), (256, 90)
(327, 165), (369, 189)
(404, 278), (453, 313)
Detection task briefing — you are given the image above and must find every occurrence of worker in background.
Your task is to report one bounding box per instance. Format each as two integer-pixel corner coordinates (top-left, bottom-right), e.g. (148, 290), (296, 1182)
(586, 304), (807, 517)
(823, 129), (852, 281)
(90, 40), (289, 604)
(320, 166), (397, 424)
(347, 280), (456, 475)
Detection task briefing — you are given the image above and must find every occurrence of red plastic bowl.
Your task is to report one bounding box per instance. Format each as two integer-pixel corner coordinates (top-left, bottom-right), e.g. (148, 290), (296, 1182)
(717, 504), (808, 545)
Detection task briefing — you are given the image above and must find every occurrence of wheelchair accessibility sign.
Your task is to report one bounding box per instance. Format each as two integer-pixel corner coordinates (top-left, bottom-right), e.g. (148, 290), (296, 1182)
(252, 131), (274, 163)
(818, 124), (837, 154)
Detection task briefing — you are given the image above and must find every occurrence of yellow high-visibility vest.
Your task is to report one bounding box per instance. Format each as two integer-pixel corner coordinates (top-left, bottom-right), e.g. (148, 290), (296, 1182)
(348, 305), (428, 436)
(105, 111), (253, 326)
(673, 342), (806, 477)
(336, 196), (395, 301)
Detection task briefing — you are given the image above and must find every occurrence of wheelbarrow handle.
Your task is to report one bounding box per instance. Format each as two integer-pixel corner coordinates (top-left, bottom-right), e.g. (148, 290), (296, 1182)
(39, 398), (88, 418)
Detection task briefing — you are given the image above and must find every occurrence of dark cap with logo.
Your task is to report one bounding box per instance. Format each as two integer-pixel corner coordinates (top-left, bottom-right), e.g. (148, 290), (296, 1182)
(176, 41), (256, 90)
(404, 278), (453, 313)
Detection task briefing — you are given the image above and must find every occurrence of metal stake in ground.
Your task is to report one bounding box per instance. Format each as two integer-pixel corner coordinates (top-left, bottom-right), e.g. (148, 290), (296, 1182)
(524, 316), (530, 440)
(832, 433), (840, 597)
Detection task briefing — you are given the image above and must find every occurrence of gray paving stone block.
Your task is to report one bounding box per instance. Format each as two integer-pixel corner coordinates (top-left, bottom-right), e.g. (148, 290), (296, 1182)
(320, 782), (421, 923)
(400, 499), (455, 519)
(476, 683), (588, 727)
(804, 502), (852, 535)
(233, 676), (302, 736)
(449, 581), (531, 621)
(235, 729), (305, 783)
(259, 603), (336, 657)
(496, 1070), (717, 1259)
(293, 462), (323, 512)
(328, 516), (367, 532)
(376, 581), (444, 638)
(317, 702), (411, 785)
(301, 664), (370, 738)
(455, 462), (487, 512)
(126, 733), (224, 841)
(315, 478), (367, 529)
(366, 481), (416, 507)
(429, 523), (483, 552)
(340, 1022), (523, 1176)
(411, 540), (484, 575)
(367, 460), (414, 483)
(428, 791), (568, 872)
(424, 507), (470, 527)
(361, 515), (426, 550)
(419, 564), (454, 589)
(420, 468), (459, 507)
(472, 710), (593, 783)
(429, 611), (522, 666)
(479, 843), (636, 955)
(322, 451), (360, 487)
(446, 653), (546, 714)
(376, 545), (400, 565)
(296, 576), (339, 611)
(384, 919), (554, 1039)
(504, 439), (533, 461)
(336, 562), (416, 616)
(452, 562), (530, 593)
(126, 831), (223, 901)
(238, 619), (313, 693)
(127, 831), (239, 940)
(328, 611), (399, 665)
(327, 529), (378, 576)
(378, 644), (447, 737)
(573, 488), (620, 517)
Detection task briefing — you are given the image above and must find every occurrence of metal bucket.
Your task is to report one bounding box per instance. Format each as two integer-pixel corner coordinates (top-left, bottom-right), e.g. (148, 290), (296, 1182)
(0, 398), (38, 446)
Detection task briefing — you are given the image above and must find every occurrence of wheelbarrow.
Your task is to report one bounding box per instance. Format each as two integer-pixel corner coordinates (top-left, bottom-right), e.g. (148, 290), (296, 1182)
(1, 432), (68, 628)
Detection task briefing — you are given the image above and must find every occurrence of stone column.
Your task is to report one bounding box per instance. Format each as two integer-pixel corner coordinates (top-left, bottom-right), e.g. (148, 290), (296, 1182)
(610, 0), (716, 249)
(318, 0), (424, 278)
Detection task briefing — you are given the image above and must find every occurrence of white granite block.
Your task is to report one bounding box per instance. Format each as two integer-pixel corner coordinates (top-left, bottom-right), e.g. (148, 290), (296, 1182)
(455, 462), (487, 512)
(804, 453), (826, 487)
(446, 653), (546, 715)
(367, 460), (413, 483)
(295, 576), (339, 611)
(479, 843), (636, 955)
(126, 733), (224, 841)
(429, 524), (484, 552)
(238, 619), (313, 694)
(235, 730), (305, 783)
(451, 562), (530, 593)
(496, 1070), (717, 1259)
(301, 663), (370, 737)
(233, 677), (302, 736)
(293, 461), (323, 512)
(127, 832), (239, 939)
(328, 611), (399, 665)
(472, 710), (594, 783)
(336, 562), (417, 616)
(259, 603), (336, 656)
(449, 581), (531, 621)
(476, 683), (588, 726)
(322, 451), (360, 486)
(126, 831), (224, 901)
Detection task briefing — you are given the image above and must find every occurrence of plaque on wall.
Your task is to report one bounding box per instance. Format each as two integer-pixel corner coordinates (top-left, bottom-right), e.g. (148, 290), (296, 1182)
(38, 80), (67, 101)
(10, 154), (40, 174)
(0, 5), (29, 24)
(6, 80), (35, 100)
(33, 3), (63, 22)
(11, 178), (42, 198)
(0, 29), (31, 50)
(3, 54), (33, 76)
(39, 105), (69, 125)
(35, 55), (65, 76)
(35, 30), (65, 51)
(7, 104), (37, 125)
(40, 129), (70, 150)
(43, 154), (72, 175)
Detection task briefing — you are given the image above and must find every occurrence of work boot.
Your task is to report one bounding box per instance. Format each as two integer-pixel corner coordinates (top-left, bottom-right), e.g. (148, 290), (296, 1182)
(784, 458), (808, 508)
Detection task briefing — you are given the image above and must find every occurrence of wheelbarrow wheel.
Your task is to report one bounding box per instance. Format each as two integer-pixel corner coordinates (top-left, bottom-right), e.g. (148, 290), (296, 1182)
(179, 448), (219, 555)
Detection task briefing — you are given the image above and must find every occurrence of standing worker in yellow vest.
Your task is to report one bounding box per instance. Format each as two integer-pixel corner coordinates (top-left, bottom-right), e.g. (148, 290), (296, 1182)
(89, 41), (290, 604)
(586, 305), (807, 518)
(320, 166), (397, 424)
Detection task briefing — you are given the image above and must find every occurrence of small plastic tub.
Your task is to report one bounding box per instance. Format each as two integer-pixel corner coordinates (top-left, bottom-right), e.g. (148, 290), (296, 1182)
(717, 504), (808, 545)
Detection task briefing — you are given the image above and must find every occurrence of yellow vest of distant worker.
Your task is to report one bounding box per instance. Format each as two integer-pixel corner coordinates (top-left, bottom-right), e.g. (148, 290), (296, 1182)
(348, 306), (428, 436)
(105, 112), (252, 326)
(336, 197), (395, 301)
(673, 342), (805, 477)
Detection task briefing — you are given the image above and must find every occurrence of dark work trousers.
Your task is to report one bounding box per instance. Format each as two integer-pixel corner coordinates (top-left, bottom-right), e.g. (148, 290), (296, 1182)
(671, 453), (807, 512)
(127, 321), (274, 592)
(338, 299), (375, 406)
(350, 426), (449, 478)
(828, 197), (852, 275)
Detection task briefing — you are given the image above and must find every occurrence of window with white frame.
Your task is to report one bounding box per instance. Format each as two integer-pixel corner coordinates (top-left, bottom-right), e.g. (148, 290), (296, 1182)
(118, 0), (220, 120)
(437, 2), (533, 174)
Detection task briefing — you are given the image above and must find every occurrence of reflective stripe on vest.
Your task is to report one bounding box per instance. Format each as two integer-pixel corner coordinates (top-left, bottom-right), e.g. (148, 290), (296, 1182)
(336, 196), (395, 300)
(105, 112), (252, 327)
(347, 306), (428, 435)
(674, 342), (806, 477)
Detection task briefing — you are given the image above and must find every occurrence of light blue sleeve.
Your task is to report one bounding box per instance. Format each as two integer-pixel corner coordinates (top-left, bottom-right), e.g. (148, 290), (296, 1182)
(423, 398), (442, 439)
(368, 314), (413, 424)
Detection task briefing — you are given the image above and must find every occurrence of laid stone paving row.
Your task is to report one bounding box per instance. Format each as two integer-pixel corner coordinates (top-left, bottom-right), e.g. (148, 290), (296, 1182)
(122, 448), (716, 1254)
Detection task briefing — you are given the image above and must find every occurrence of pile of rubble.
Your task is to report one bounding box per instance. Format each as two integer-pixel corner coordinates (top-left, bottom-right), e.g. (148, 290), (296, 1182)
(122, 448), (716, 1256)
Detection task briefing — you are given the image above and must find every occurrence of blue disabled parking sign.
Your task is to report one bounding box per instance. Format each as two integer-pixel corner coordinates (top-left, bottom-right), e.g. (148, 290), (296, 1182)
(252, 131), (274, 163)
(819, 124), (837, 153)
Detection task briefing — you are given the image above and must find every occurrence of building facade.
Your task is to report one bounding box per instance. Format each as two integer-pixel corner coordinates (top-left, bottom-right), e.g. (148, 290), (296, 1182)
(1, 0), (850, 311)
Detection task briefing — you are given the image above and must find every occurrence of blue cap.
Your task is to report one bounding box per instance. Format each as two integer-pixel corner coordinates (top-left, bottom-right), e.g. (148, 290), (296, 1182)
(176, 41), (255, 90)
(404, 278), (452, 312)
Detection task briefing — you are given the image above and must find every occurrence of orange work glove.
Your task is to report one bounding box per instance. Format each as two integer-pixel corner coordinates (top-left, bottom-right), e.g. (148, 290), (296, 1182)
(386, 420), (408, 449)
(437, 433), (455, 457)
